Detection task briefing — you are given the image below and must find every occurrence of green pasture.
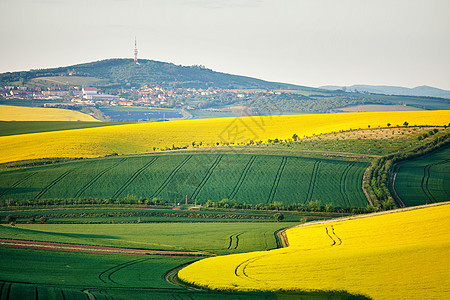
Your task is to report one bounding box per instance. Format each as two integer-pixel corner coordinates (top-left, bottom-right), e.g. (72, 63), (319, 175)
(0, 222), (285, 255)
(0, 121), (124, 137)
(0, 153), (369, 208)
(394, 147), (450, 206)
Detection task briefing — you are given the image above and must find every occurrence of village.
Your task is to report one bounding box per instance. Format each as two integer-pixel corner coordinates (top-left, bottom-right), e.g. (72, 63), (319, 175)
(0, 84), (270, 109)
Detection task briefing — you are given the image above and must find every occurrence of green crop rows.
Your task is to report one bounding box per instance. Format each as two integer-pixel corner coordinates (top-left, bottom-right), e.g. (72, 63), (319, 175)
(394, 147), (450, 206)
(0, 153), (369, 208)
(0, 222), (285, 255)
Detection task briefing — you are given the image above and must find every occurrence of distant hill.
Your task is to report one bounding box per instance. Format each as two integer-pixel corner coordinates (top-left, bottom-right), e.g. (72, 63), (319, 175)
(0, 58), (315, 91)
(320, 84), (450, 99)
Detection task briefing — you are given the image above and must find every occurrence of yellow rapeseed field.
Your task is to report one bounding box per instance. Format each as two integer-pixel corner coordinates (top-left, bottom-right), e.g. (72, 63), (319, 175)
(0, 105), (98, 121)
(0, 110), (448, 163)
(178, 204), (450, 299)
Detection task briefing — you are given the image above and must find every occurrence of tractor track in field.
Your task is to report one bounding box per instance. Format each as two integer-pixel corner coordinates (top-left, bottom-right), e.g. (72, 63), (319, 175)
(99, 258), (149, 284)
(228, 155), (256, 201)
(420, 159), (449, 204)
(189, 155), (223, 201)
(306, 160), (321, 202)
(34, 170), (74, 200)
(325, 226), (342, 246)
(0, 172), (37, 198)
(111, 157), (158, 199)
(0, 239), (204, 257)
(339, 163), (354, 207)
(151, 155), (192, 198)
(267, 156), (287, 204)
(227, 232), (245, 250)
(74, 158), (126, 198)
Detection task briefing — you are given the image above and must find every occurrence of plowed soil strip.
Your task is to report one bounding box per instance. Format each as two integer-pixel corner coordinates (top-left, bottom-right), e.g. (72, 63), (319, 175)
(0, 239), (202, 256)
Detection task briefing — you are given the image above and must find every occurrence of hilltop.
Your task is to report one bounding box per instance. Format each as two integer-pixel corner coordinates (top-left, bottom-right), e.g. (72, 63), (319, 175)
(0, 58), (314, 91)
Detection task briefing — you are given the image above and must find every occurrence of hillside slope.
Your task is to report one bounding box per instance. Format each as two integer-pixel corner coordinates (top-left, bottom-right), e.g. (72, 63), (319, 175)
(179, 203), (450, 299)
(0, 110), (448, 164)
(0, 58), (313, 90)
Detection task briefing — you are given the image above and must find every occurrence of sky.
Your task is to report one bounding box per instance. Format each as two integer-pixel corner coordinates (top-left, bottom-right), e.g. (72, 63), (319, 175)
(1, 0), (449, 90)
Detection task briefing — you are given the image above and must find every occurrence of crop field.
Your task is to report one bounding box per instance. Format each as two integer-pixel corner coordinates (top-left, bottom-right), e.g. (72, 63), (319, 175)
(0, 110), (447, 164)
(0, 221), (331, 300)
(0, 222), (285, 255)
(394, 146), (450, 206)
(178, 203), (450, 300)
(0, 121), (123, 137)
(0, 105), (98, 122)
(0, 153), (368, 208)
(0, 248), (282, 300)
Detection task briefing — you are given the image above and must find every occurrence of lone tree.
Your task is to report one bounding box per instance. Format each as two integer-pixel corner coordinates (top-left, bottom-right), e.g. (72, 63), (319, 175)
(274, 213), (284, 222)
(403, 121), (409, 127)
(5, 215), (16, 225)
(292, 133), (299, 141)
(387, 123), (391, 127)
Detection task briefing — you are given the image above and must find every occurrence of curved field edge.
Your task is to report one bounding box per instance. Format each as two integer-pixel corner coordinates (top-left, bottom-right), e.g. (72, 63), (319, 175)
(177, 203), (450, 300)
(0, 105), (99, 122)
(0, 110), (448, 164)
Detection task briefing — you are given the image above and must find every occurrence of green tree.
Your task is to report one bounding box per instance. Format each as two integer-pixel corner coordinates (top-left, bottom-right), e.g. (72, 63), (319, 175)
(39, 217), (48, 224)
(274, 213), (284, 222)
(6, 215), (16, 225)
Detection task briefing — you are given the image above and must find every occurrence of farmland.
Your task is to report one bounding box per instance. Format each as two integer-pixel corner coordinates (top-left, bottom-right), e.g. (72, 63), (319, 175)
(0, 105), (98, 122)
(178, 203), (450, 300)
(393, 146), (450, 206)
(0, 222), (286, 255)
(0, 222), (362, 300)
(0, 110), (448, 164)
(0, 121), (123, 137)
(0, 153), (368, 208)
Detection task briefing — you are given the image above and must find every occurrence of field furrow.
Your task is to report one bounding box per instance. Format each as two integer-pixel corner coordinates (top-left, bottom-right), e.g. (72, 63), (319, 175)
(266, 157), (288, 203)
(306, 161), (321, 202)
(111, 157), (159, 199)
(0, 172), (37, 199)
(34, 170), (73, 200)
(339, 163), (354, 207)
(228, 156), (256, 201)
(190, 155), (223, 201)
(151, 155), (192, 198)
(74, 158), (126, 198)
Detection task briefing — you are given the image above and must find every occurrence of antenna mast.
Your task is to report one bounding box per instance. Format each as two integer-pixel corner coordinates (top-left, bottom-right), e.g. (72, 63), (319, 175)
(134, 37), (139, 64)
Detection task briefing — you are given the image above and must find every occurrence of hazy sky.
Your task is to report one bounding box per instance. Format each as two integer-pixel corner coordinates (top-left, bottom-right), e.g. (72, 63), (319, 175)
(1, 0), (449, 89)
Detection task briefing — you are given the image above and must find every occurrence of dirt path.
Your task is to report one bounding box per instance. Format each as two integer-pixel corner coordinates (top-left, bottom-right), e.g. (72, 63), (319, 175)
(0, 238), (204, 256)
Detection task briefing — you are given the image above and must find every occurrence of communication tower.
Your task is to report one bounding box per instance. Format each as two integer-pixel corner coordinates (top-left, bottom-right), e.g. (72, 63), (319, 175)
(134, 37), (139, 64)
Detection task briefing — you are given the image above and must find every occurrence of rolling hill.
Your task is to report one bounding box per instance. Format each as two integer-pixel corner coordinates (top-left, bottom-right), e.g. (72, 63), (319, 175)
(0, 58), (314, 90)
(321, 84), (450, 99)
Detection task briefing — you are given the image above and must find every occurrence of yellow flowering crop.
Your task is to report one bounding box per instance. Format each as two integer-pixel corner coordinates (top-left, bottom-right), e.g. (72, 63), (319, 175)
(0, 105), (99, 121)
(178, 204), (450, 299)
(0, 110), (448, 164)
